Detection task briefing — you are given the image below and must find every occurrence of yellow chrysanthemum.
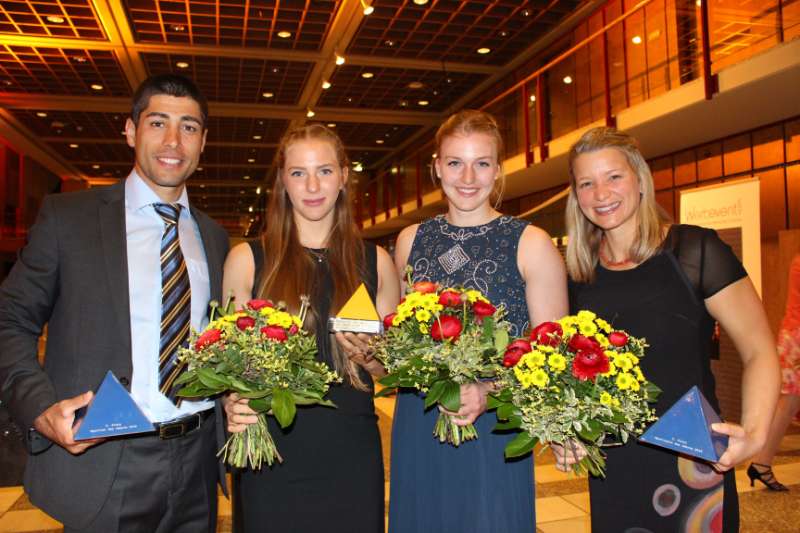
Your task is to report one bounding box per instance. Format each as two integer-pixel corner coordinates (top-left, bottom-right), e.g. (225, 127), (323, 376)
(514, 366), (534, 389)
(548, 353), (566, 372)
(538, 344), (555, 353)
(577, 310), (597, 321)
(627, 353), (640, 365)
(418, 324), (429, 335)
(596, 334), (610, 347)
(602, 362), (618, 377)
(523, 351), (546, 369)
(531, 369), (549, 388)
(600, 391), (613, 406)
(596, 318), (612, 333)
(629, 379), (641, 392)
(578, 320), (597, 336)
(614, 353), (633, 372)
(464, 289), (488, 304)
(615, 372), (634, 390)
(634, 367), (645, 382)
(259, 306), (275, 316)
(221, 311), (247, 322)
(612, 398), (621, 407)
(415, 309), (432, 322)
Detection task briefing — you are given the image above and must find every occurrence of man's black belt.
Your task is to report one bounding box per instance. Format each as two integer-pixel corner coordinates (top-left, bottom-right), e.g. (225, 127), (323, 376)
(155, 409), (213, 440)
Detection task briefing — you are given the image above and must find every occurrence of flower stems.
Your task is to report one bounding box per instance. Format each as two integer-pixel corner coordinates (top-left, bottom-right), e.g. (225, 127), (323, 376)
(433, 411), (478, 447)
(218, 413), (283, 469)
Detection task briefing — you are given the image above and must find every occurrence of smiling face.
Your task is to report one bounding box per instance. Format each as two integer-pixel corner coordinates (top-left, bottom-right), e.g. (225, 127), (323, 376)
(573, 147), (642, 237)
(281, 138), (347, 228)
(125, 94), (206, 202)
(435, 132), (499, 217)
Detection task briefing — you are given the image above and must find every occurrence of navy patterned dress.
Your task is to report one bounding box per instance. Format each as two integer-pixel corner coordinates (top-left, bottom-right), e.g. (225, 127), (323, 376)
(389, 215), (535, 533)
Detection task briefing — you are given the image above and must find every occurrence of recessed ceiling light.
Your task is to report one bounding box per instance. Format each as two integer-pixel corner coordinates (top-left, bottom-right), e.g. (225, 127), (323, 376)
(361, 72), (374, 79)
(399, 100), (408, 107)
(247, 158), (256, 163)
(197, 167), (203, 171)
(522, 9), (531, 16)
(90, 84), (103, 91)
(499, 31), (508, 37)
(271, 67), (279, 74)
(418, 100), (429, 106)
(306, 109), (315, 118)
(277, 31), (292, 38)
(321, 80), (331, 89)
(243, 175), (251, 180)
(362, 4), (374, 15)
(172, 24), (186, 32)
(47, 16), (65, 24)
(72, 56), (87, 63)
(253, 135), (262, 140)
(92, 164), (100, 169)
(563, 75), (573, 84)
(248, 206), (254, 213)
(413, 0), (429, 4)
(696, 0), (702, 6)
(477, 47), (491, 54)
(335, 54), (346, 65)
(353, 163), (364, 172)
(385, 40), (395, 47)
(407, 81), (424, 89)
(36, 112), (47, 118)
(529, 94), (536, 102)
(256, 186), (262, 194)
(262, 92), (274, 98)
(176, 61), (190, 68)
(375, 139), (384, 144)
(69, 143), (79, 148)
(391, 166), (398, 174)
(327, 123), (336, 128)
(631, 35), (642, 45)
(346, 97), (353, 103)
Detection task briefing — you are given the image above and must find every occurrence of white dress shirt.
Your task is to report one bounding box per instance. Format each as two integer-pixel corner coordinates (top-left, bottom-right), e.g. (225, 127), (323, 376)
(125, 171), (212, 422)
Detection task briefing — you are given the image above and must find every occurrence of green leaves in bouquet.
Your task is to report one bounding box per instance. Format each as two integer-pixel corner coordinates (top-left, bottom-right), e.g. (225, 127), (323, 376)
(505, 431), (538, 459)
(644, 381), (662, 402)
(271, 387), (296, 429)
(423, 379), (460, 412)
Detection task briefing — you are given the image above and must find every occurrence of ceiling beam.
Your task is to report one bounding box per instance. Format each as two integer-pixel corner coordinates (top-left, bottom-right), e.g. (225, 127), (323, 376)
(0, 109), (87, 180)
(39, 137), (393, 151)
(0, 93), (440, 125)
(92, 0), (147, 89)
(0, 35), (493, 75)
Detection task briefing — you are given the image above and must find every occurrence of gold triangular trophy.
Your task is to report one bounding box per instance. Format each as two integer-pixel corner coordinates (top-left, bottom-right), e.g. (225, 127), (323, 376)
(328, 283), (382, 334)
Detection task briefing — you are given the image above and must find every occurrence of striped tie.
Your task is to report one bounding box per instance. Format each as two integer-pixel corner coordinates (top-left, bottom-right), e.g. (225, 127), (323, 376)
(154, 203), (191, 404)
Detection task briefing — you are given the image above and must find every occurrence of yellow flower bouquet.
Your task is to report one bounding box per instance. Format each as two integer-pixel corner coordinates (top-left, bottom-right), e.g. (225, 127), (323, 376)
(490, 310), (660, 476)
(175, 298), (339, 469)
(372, 279), (510, 446)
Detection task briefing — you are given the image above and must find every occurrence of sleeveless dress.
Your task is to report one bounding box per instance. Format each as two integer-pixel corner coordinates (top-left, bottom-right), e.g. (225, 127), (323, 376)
(389, 215), (535, 533)
(569, 225), (745, 532)
(233, 241), (384, 533)
(778, 254), (800, 396)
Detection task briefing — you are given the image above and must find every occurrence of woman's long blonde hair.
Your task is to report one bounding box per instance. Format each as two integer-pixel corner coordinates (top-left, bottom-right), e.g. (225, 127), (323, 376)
(434, 109), (506, 205)
(565, 127), (671, 283)
(257, 123), (369, 389)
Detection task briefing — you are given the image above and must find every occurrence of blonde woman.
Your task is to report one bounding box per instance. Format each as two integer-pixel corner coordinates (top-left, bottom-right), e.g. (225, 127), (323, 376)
(389, 110), (567, 532)
(556, 126), (779, 531)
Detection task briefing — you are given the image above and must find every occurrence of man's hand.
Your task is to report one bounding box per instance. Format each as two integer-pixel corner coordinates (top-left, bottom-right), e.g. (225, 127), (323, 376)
(32, 391), (104, 454)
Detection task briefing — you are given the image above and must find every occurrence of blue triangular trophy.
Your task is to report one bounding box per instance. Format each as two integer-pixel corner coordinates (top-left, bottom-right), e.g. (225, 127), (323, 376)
(74, 371), (155, 440)
(639, 385), (728, 462)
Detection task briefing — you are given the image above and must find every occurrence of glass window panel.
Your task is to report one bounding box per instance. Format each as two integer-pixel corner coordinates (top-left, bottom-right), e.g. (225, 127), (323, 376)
(723, 134), (752, 175)
(697, 142), (723, 180)
(674, 148), (697, 185)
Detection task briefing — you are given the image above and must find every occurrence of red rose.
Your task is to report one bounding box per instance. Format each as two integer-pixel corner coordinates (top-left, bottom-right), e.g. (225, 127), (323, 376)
(568, 334), (601, 353)
(261, 325), (288, 342)
(413, 281), (437, 294)
(502, 347), (526, 368)
(530, 321), (563, 347)
(383, 313), (397, 329)
(571, 347), (610, 381)
(472, 300), (496, 320)
(507, 339), (533, 354)
(195, 328), (222, 350)
(236, 316), (256, 330)
(608, 331), (628, 347)
(288, 324), (299, 335)
(438, 290), (462, 307)
(431, 315), (463, 341)
(247, 299), (273, 311)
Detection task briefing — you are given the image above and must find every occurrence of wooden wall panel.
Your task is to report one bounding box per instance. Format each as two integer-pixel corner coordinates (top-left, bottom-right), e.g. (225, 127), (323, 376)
(759, 168), (788, 240)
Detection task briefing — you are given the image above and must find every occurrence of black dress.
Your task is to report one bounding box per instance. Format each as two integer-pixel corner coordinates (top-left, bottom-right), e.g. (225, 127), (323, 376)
(234, 241), (384, 533)
(569, 225), (746, 533)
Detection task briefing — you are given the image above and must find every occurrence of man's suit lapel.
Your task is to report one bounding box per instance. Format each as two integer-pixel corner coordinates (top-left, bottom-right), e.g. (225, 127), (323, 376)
(98, 181), (132, 358)
(191, 206), (223, 301)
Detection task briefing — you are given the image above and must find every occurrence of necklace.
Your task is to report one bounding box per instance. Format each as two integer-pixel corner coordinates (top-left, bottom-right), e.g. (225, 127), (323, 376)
(307, 248), (327, 263)
(598, 240), (634, 267)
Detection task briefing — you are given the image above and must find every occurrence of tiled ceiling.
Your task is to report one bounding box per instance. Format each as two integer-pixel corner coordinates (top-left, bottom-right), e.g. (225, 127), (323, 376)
(0, 0), (585, 236)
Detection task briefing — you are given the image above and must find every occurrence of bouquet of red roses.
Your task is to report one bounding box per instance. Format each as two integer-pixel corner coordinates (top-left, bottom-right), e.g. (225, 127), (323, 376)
(371, 278), (509, 446)
(490, 310), (660, 476)
(176, 298), (339, 469)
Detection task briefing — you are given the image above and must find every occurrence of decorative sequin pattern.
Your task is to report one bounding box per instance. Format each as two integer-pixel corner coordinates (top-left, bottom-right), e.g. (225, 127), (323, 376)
(408, 215), (530, 337)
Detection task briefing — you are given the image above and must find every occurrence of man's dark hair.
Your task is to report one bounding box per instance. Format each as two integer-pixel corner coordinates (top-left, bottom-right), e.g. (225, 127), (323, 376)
(131, 74), (208, 128)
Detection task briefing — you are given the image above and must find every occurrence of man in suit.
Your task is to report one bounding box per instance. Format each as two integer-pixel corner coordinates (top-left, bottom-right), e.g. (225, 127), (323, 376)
(0, 74), (229, 532)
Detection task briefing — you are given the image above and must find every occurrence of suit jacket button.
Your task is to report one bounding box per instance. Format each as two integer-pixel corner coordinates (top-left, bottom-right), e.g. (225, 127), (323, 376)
(119, 377), (130, 387)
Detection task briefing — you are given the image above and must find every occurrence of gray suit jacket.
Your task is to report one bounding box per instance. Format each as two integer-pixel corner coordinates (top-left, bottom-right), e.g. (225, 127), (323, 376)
(0, 180), (229, 528)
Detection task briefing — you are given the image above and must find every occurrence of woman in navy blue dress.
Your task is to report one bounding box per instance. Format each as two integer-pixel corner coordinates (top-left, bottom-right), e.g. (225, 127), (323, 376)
(389, 110), (568, 532)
